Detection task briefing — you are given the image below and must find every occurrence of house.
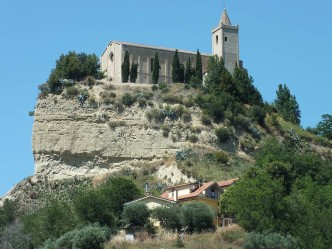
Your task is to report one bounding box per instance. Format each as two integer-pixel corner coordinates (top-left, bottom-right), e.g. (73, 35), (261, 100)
(159, 179), (238, 226)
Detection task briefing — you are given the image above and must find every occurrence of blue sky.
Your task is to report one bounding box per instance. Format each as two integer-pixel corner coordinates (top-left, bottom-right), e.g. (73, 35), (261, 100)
(0, 0), (331, 196)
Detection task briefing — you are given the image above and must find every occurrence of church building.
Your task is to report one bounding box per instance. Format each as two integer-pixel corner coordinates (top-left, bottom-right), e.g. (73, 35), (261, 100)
(100, 8), (241, 84)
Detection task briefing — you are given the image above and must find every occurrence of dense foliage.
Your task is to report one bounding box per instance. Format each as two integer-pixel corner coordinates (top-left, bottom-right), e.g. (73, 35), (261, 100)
(152, 52), (160, 84)
(316, 114), (332, 139)
(122, 51), (130, 83)
(274, 84), (301, 125)
(41, 52), (103, 94)
(221, 138), (332, 249)
(195, 49), (203, 81)
(172, 50), (183, 83)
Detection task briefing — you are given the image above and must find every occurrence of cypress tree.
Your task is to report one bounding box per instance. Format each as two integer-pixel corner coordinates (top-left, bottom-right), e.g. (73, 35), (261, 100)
(195, 49), (203, 81)
(185, 58), (192, 83)
(129, 63), (139, 83)
(179, 64), (185, 83)
(172, 50), (181, 83)
(152, 52), (161, 84)
(121, 51), (130, 83)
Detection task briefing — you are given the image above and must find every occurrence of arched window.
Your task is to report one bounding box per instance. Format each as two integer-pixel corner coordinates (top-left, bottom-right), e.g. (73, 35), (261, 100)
(224, 36), (228, 42)
(216, 35), (219, 44)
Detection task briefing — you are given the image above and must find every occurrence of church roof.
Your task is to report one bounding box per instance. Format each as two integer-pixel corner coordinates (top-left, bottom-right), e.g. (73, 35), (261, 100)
(219, 8), (231, 26)
(110, 41), (211, 57)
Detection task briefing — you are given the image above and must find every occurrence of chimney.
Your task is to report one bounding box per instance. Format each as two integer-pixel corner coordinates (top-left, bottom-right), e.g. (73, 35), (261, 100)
(173, 190), (178, 202)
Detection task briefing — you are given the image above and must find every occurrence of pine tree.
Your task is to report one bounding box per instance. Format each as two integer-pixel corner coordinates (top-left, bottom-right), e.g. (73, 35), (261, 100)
(121, 51), (130, 83)
(172, 50), (181, 83)
(152, 52), (160, 84)
(195, 49), (203, 81)
(274, 84), (301, 125)
(129, 63), (139, 83)
(185, 59), (192, 83)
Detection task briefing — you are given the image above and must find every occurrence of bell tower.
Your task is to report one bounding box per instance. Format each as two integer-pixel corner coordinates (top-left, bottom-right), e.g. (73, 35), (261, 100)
(212, 8), (240, 72)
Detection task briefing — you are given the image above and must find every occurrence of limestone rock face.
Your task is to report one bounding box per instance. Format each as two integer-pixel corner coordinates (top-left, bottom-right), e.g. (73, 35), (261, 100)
(32, 85), (216, 181)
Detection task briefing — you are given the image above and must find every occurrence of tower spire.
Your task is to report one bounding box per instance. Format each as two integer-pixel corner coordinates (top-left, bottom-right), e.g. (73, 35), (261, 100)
(219, 8), (231, 26)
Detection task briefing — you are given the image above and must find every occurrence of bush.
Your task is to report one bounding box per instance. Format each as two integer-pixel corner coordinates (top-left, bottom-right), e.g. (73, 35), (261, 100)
(137, 97), (147, 108)
(181, 202), (214, 233)
(122, 93), (136, 107)
(243, 232), (298, 249)
(215, 127), (231, 142)
(84, 76), (96, 86)
(65, 86), (79, 97)
(182, 112), (192, 123)
(176, 149), (194, 161)
(151, 84), (158, 91)
(189, 134), (199, 143)
(201, 114), (212, 126)
(77, 90), (89, 106)
(250, 105), (266, 126)
(108, 121), (126, 130)
(152, 205), (182, 232)
(214, 151), (229, 164)
(122, 203), (150, 228)
(113, 101), (124, 113)
(162, 94), (183, 104)
(44, 224), (110, 249)
(161, 125), (171, 137)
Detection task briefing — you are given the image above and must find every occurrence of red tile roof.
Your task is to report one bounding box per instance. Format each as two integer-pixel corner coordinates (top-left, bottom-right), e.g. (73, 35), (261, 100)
(160, 181), (220, 201)
(218, 178), (239, 187)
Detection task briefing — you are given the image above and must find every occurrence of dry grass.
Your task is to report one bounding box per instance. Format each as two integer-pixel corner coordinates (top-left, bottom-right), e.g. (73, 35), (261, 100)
(105, 225), (245, 249)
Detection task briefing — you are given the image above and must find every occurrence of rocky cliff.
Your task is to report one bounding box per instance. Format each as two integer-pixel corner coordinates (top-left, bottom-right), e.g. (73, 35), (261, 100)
(32, 83), (218, 182)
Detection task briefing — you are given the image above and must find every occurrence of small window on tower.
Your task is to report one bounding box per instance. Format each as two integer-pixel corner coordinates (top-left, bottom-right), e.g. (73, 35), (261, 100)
(216, 35), (219, 44)
(225, 36), (228, 42)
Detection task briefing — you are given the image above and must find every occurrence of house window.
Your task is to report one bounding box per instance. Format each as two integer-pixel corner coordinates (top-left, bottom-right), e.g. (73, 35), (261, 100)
(211, 188), (216, 198)
(224, 36), (228, 42)
(216, 35), (219, 44)
(171, 188), (175, 197)
(150, 58), (154, 72)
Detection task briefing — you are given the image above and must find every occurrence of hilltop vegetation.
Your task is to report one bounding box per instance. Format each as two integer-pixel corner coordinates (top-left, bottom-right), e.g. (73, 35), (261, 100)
(1, 51), (331, 248)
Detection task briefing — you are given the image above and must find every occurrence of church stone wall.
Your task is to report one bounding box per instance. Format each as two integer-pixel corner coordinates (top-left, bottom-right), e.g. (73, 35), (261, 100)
(101, 42), (210, 84)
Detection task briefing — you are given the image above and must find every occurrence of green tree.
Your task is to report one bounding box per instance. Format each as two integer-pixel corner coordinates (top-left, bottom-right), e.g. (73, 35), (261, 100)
(233, 65), (263, 105)
(129, 62), (139, 83)
(122, 203), (150, 228)
(204, 56), (226, 94)
(152, 52), (161, 84)
(181, 202), (214, 233)
(0, 199), (17, 229)
(121, 51), (130, 83)
(185, 58), (192, 83)
(316, 114), (332, 139)
(152, 205), (182, 232)
(195, 49), (203, 81)
(98, 177), (143, 216)
(172, 50), (182, 83)
(274, 84), (301, 125)
(73, 189), (115, 228)
(23, 202), (79, 248)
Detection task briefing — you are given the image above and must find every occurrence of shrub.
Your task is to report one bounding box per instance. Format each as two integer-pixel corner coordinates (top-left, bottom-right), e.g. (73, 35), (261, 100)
(122, 203), (150, 228)
(250, 105), (266, 126)
(181, 202), (214, 233)
(214, 151), (229, 164)
(100, 91), (116, 105)
(182, 112), (192, 123)
(233, 114), (251, 130)
(152, 205), (183, 232)
(201, 114), (212, 126)
(77, 90), (89, 106)
(84, 76), (96, 86)
(176, 149), (194, 161)
(137, 97), (147, 108)
(243, 232), (298, 249)
(215, 127), (231, 142)
(88, 96), (97, 108)
(151, 84), (158, 91)
(221, 227), (245, 243)
(146, 109), (164, 123)
(122, 93), (135, 106)
(161, 125), (171, 137)
(190, 126), (202, 134)
(113, 101), (124, 113)
(158, 82), (168, 90)
(108, 121), (126, 130)
(56, 224), (110, 249)
(162, 94), (183, 104)
(65, 86), (79, 97)
(189, 134), (199, 143)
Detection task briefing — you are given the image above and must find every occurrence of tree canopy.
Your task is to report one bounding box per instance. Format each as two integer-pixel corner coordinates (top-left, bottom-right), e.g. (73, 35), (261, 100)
(274, 84), (301, 125)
